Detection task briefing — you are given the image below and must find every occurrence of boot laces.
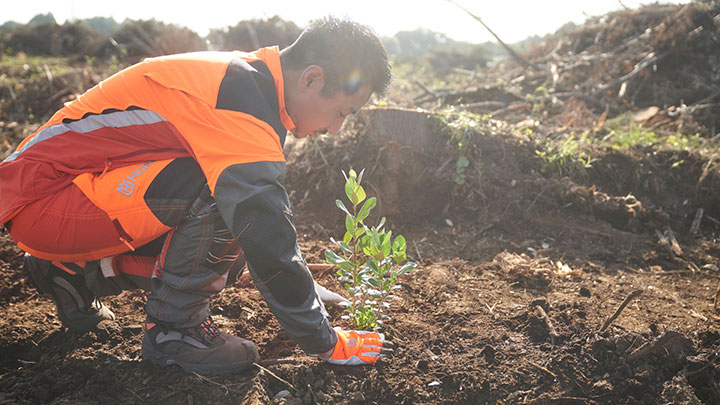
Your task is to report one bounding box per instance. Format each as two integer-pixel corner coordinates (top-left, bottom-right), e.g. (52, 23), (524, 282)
(198, 316), (221, 339)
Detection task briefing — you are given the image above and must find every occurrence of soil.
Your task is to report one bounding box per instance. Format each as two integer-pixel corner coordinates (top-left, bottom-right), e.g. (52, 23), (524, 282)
(1, 4), (720, 401)
(1, 109), (719, 404)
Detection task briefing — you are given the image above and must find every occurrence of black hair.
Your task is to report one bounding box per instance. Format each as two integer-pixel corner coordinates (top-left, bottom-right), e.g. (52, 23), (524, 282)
(280, 16), (391, 97)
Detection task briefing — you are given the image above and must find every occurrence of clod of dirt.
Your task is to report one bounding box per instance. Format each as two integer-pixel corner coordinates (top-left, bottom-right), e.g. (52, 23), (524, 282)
(628, 330), (696, 364)
(480, 344), (495, 364)
(660, 374), (703, 405)
(493, 252), (554, 289)
(93, 319), (122, 342)
(579, 286), (592, 297)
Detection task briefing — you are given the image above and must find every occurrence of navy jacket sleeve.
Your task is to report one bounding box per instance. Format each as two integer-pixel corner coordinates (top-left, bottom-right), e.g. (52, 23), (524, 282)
(214, 160), (337, 354)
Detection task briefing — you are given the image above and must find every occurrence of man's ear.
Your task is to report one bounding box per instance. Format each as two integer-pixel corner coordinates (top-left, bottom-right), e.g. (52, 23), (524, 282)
(298, 65), (325, 93)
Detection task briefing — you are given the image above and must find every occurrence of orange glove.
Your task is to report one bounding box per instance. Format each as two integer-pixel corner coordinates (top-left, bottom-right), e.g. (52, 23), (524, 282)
(321, 328), (394, 366)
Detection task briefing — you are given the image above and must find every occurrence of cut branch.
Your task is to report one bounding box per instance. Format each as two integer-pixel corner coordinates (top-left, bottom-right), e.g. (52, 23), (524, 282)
(599, 289), (643, 332)
(446, 0), (537, 70)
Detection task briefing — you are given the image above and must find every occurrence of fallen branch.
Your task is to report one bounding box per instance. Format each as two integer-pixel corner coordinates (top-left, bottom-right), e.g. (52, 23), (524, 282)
(665, 227), (683, 257)
(535, 305), (559, 345)
(689, 208), (704, 235)
(655, 228), (683, 258)
(528, 360), (557, 378)
(599, 289), (643, 332)
(456, 101), (506, 111)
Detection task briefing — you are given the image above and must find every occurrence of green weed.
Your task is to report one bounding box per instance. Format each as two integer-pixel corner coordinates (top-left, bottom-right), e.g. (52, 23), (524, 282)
(536, 134), (594, 177)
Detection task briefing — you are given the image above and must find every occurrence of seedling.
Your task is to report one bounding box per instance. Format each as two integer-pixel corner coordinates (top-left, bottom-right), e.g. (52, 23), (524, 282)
(325, 169), (417, 331)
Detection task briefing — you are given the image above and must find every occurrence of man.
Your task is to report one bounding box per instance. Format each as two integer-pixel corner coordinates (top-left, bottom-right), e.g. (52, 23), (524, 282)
(0, 16), (393, 375)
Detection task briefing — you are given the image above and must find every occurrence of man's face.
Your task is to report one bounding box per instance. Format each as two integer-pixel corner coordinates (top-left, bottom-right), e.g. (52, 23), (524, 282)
(286, 66), (373, 138)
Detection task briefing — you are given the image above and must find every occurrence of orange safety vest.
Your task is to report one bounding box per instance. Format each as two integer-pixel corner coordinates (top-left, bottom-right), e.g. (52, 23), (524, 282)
(2, 47), (295, 261)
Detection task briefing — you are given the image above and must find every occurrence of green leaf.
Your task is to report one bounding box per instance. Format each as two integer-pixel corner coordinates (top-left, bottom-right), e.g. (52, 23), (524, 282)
(335, 199), (350, 215)
(367, 260), (381, 274)
(325, 250), (344, 264)
(343, 231), (352, 245)
(357, 168), (365, 185)
(345, 215), (355, 238)
(353, 185), (366, 205)
(345, 180), (355, 204)
(326, 251), (355, 273)
(381, 232), (392, 257)
(393, 252), (407, 264)
(392, 235), (407, 254)
(338, 241), (352, 253)
(397, 262), (417, 275)
(363, 244), (379, 257)
(357, 197), (376, 222)
(371, 229), (382, 248)
(337, 261), (355, 273)
(368, 277), (381, 288)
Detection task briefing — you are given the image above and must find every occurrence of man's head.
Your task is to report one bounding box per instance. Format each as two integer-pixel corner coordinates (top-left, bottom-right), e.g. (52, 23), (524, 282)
(280, 16), (391, 138)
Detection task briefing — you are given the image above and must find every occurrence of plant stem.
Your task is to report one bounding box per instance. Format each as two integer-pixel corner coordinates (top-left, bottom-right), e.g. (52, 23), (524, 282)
(350, 201), (359, 327)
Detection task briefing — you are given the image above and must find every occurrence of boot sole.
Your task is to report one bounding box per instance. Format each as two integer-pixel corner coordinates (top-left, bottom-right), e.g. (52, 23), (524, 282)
(141, 340), (258, 376)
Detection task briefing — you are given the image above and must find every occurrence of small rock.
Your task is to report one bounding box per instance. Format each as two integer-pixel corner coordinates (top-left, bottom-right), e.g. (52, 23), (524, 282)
(273, 390), (291, 401)
(579, 287), (591, 297)
(428, 380), (441, 387)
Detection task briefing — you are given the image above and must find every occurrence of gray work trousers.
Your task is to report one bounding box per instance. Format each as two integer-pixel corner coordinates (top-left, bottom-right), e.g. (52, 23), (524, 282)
(83, 159), (245, 328)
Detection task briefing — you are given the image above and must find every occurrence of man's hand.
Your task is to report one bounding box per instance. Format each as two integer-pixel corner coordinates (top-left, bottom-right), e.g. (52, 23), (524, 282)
(320, 328), (394, 366)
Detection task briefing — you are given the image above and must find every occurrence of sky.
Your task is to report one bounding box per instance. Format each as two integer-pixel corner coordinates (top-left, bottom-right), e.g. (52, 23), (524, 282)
(0, 0), (687, 44)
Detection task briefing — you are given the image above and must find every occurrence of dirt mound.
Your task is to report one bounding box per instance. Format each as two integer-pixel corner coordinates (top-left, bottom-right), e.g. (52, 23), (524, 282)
(418, 2), (720, 136)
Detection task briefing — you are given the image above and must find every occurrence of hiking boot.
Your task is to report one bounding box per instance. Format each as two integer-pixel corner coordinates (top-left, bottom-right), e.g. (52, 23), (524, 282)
(24, 254), (115, 332)
(142, 315), (259, 376)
